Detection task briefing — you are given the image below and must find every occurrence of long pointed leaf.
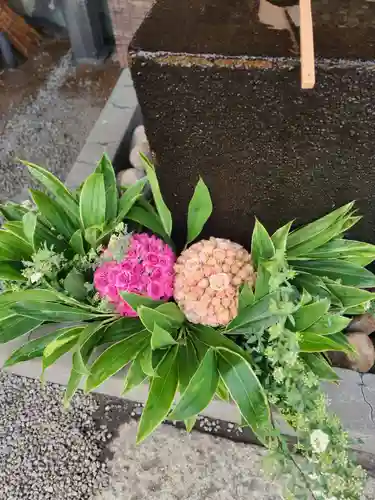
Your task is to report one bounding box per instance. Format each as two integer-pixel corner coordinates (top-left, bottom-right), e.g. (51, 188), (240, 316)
(217, 348), (272, 444)
(4, 329), (63, 367)
(0, 315), (42, 344)
(79, 173), (106, 229)
(291, 259), (375, 288)
(85, 330), (149, 391)
(11, 302), (103, 322)
(117, 178), (147, 221)
(96, 153), (118, 223)
(186, 177), (212, 245)
(286, 203), (354, 250)
(123, 351), (147, 394)
(140, 153), (172, 236)
(136, 346), (179, 443)
(126, 205), (170, 242)
(0, 262), (25, 282)
(292, 298), (330, 331)
(251, 219), (275, 268)
(23, 160), (80, 226)
(300, 353), (340, 382)
(43, 326), (83, 371)
(31, 189), (76, 240)
(299, 331), (354, 354)
(169, 348), (218, 421)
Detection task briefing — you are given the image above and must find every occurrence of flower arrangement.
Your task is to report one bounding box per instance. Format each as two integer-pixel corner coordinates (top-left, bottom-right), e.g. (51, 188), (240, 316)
(1, 153), (375, 499)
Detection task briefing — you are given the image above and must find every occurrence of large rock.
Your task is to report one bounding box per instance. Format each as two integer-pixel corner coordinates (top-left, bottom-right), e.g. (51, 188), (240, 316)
(129, 0), (375, 248)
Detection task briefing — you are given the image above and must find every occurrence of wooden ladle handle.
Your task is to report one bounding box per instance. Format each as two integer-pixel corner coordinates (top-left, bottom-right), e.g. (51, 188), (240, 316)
(299, 0), (315, 89)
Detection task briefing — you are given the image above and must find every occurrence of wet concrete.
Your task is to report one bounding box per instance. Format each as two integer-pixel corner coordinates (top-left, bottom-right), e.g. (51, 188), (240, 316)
(0, 39), (121, 201)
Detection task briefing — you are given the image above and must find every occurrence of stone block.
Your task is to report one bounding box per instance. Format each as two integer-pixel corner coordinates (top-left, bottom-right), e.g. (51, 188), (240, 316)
(129, 0), (375, 248)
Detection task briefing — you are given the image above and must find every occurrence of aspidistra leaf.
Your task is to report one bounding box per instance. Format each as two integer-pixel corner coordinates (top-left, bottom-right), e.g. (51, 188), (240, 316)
(151, 324), (177, 350)
(23, 160), (80, 226)
(85, 330), (149, 391)
(169, 348), (218, 421)
(217, 348), (272, 444)
(136, 346), (179, 443)
(117, 178), (147, 221)
(186, 177), (213, 245)
(140, 153), (172, 236)
(79, 173), (106, 229)
(96, 153), (118, 223)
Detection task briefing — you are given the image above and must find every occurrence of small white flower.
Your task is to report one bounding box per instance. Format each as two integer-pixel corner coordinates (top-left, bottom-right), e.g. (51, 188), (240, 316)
(310, 429), (330, 453)
(30, 272), (43, 284)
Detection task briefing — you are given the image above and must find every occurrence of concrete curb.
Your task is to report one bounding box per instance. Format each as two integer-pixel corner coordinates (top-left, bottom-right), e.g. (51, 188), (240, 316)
(65, 68), (139, 190)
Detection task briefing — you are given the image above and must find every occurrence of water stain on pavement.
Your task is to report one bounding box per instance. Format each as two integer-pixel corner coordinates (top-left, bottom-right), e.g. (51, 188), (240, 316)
(0, 38), (121, 201)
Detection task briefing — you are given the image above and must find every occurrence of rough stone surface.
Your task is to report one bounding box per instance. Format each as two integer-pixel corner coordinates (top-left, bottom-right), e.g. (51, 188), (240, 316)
(0, 371), (110, 500)
(130, 0), (375, 248)
(96, 420), (282, 500)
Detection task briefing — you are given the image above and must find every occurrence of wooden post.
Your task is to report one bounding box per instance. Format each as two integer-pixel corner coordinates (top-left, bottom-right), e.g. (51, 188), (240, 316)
(300, 0), (315, 89)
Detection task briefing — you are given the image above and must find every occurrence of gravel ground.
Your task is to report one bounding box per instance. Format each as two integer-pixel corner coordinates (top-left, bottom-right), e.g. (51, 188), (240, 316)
(1, 370), (375, 500)
(0, 371), (110, 500)
(0, 48), (119, 202)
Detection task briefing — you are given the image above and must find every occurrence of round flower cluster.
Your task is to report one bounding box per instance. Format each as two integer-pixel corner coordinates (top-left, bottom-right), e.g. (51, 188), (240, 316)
(173, 237), (256, 326)
(94, 233), (175, 316)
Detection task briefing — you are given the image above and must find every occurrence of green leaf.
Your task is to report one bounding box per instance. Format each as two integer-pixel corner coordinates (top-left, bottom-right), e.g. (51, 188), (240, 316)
(155, 303), (185, 327)
(292, 298), (330, 332)
(251, 219), (275, 268)
(79, 173), (106, 229)
(22, 212), (37, 249)
(186, 177), (212, 244)
(0, 313), (42, 343)
(3, 221), (28, 241)
(123, 351), (147, 394)
(292, 272), (332, 302)
(0, 262), (25, 281)
(190, 324), (252, 362)
(299, 331), (354, 354)
(136, 346), (179, 443)
(0, 229), (33, 261)
(0, 289), (58, 307)
(140, 345), (158, 377)
(178, 337), (201, 431)
(23, 160), (80, 226)
(95, 153), (118, 223)
(69, 230), (86, 255)
(300, 239), (375, 266)
(290, 259), (375, 288)
(64, 351), (88, 407)
(286, 203), (354, 251)
(300, 353), (340, 382)
(4, 329), (63, 367)
(126, 205), (170, 242)
(271, 221), (293, 253)
(99, 318), (143, 344)
(119, 292), (163, 313)
(254, 264), (270, 300)
(138, 305), (180, 334)
(140, 153), (172, 236)
(11, 302), (102, 322)
(217, 348), (272, 444)
(226, 292), (279, 333)
(169, 348), (218, 421)
(63, 270), (87, 301)
(73, 321), (107, 375)
(30, 189), (76, 240)
(305, 313), (350, 335)
(239, 283), (255, 311)
(151, 324), (178, 350)
(84, 226), (102, 248)
(0, 202), (28, 222)
(43, 326), (83, 371)
(216, 377), (230, 402)
(117, 178), (147, 221)
(323, 281), (375, 309)
(85, 330), (150, 391)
